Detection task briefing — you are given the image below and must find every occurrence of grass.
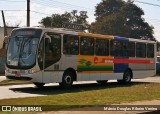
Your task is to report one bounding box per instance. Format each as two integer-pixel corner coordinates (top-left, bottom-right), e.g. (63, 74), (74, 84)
(0, 82), (160, 114)
(0, 79), (30, 86)
(0, 82), (160, 107)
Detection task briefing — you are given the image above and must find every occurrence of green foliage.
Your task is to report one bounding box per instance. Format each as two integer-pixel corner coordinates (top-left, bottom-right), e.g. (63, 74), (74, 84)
(91, 0), (155, 40)
(91, 13), (129, 37)
(95, 0), (125, 19)
(39, 11), (89, 29)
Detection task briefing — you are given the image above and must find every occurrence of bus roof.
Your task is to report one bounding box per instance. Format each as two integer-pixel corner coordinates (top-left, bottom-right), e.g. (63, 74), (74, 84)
(12, 27), (156, 43)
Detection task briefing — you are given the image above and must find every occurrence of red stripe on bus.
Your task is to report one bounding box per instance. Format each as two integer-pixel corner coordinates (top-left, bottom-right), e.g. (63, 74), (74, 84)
(113, 59), (154, 64)
(101, 58), (155, 64)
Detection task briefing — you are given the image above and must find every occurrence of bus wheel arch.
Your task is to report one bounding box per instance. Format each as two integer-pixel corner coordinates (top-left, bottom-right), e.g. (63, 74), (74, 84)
(33, 82), (45, 88)
(118, 68), (133, 84)
(127, 68), (133, 79)
(59, 68), (77, 88)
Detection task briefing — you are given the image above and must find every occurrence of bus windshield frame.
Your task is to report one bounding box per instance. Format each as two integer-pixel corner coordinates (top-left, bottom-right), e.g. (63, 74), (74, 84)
(6, 28), (42, 69)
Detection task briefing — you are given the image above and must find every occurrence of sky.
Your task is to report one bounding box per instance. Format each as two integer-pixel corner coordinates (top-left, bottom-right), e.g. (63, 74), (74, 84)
(0, 0), (160, 41)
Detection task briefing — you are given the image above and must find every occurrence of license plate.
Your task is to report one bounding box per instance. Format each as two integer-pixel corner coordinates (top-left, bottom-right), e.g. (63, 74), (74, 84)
(12, 71), (21, 77)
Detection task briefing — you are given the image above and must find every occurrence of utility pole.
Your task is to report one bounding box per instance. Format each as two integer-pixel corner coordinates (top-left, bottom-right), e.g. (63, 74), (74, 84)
(27, 0), (30, 27)
(1, 10), (8, 36)
(1, 10), (8, 49)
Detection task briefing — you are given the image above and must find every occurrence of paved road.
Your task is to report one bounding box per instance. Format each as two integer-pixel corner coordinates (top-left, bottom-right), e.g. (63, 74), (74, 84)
(0, 76), (159, 100)
(0, 76), (6, 82)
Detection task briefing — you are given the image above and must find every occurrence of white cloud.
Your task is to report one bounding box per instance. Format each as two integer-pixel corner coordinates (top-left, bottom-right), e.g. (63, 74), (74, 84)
(1, 3), (66, 27)
(30, 3), (66, 26)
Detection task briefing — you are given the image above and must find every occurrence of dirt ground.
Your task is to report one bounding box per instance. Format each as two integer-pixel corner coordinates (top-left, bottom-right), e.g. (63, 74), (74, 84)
(40, 99), (160, 114)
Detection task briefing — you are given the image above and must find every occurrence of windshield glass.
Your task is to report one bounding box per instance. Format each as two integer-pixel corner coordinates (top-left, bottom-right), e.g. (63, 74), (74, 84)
(7, 29), (42, 69)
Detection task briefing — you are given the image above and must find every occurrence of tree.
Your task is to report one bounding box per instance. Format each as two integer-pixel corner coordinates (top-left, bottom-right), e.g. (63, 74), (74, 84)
(39, 11), (89, 30)
(91, 0), (155, 40)
(95, 0), (125, 19)
(91, 13), (130, 36)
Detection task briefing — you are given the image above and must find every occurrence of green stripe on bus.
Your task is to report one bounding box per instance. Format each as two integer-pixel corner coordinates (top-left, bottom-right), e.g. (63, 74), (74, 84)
(77, 66), (113, 71)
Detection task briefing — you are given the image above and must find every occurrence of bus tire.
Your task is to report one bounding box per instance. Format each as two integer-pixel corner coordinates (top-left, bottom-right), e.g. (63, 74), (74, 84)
(96, 80), (108, 84)
(118, 70), (132, 84)
(59, 71), (73, 88)
(33, 82), (45, 88)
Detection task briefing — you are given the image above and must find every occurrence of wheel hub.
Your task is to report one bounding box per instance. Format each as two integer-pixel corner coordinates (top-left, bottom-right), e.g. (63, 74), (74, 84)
(65, 75), (71, 84)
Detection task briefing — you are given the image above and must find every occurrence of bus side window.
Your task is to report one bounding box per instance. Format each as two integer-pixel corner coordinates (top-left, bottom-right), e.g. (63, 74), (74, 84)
(44, 32), (61, 68)
(147, 44), (154, 58)
(96, 39), (109, 56)
(63, 35), (79, 55)
(122, 41), (128, 57)
(127, 42), (135, 57)
(136, 43), (146, 58)
(110, 40), (122, 57)
(80, 37), (94, 55)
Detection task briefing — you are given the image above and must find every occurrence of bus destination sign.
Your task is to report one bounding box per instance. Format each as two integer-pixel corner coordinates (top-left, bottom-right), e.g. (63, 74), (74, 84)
(15, 31), (36, 36)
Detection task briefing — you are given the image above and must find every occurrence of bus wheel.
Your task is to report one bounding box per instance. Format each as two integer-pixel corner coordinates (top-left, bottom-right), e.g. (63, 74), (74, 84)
(96, 80), (108, 84)
(118, 70), (132, 84)
(59, 71), (73, 88)
(33, 82), (45, 88)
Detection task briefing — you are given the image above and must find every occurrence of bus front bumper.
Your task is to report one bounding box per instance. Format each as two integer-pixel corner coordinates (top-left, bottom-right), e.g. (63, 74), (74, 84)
(6, 75), (32, 80)
(5, 70), (33, 81)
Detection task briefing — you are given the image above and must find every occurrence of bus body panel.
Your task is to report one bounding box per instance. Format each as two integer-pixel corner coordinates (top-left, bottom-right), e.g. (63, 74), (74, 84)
(76, 72), (123, 81)
(42, 71), (63, 83)
(132, 70), (155, 79)
(61, 55), (77, 70)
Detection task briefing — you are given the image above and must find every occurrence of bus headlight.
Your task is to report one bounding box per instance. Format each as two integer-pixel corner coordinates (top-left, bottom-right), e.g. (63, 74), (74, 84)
(5, 67), (11, 73)
(28, 68), (37, 74)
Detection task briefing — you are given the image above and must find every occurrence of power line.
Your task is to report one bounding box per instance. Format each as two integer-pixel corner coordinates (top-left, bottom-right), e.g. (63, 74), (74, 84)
(135, 0), (160, 7)
(31, 0), (94, 15)
(0, 10), (26, 11)
(31, 11), (51, 16)
(33, 0), (94, 11)
(0, 0), (25, 2)
(31, 1), (94, 18)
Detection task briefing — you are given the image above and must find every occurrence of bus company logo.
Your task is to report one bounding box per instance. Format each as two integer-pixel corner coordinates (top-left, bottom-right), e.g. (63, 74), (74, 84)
(150, 60), (154, 64)
(104, 59), (113, 63)
(94, 57), (113, 64)
(2, 106), (12, 111)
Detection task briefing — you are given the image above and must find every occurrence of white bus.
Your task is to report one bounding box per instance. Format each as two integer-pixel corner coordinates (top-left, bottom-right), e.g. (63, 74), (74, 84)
(5, 27), (156, 88)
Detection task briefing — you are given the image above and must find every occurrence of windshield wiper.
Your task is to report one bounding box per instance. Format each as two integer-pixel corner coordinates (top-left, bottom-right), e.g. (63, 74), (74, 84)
(19, 38), (33, 66)
(9, 36), (23, 61)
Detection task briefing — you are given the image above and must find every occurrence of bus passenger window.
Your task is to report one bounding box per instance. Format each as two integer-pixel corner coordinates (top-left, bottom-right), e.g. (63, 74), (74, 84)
(147, 44), (154, 58)
(80, 37), (94, 55)
(96, 39), (109, 56)
(63, 35), (79, 55)
(110, 40), (122, 57)
(136, 43), (146, 58)
(127, 42), (135, 57)
(44, 32), (61, 68)
(45, 38), (52, 56)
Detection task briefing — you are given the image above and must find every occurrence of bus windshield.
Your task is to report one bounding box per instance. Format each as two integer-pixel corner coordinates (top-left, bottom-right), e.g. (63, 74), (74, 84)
(7, 29), (42, 69)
